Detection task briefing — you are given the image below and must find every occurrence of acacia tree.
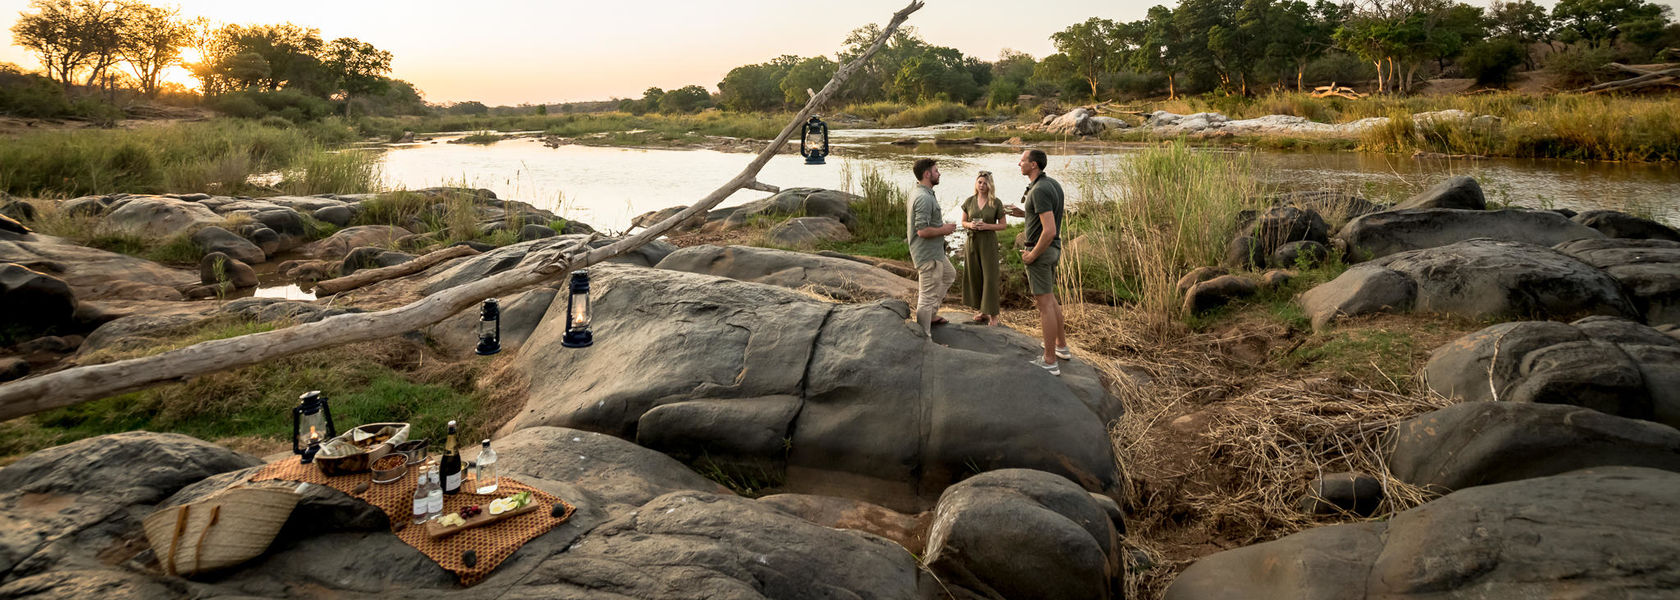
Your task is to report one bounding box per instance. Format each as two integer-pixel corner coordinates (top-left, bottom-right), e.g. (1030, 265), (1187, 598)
(322, 36), (392, 116)
(1050, 17), (1120, 99)
(119, 1), (190, 97)
(1130, 5), (1185, 99)
(10, 0), (131, 89)
(780, 56), (836, 105)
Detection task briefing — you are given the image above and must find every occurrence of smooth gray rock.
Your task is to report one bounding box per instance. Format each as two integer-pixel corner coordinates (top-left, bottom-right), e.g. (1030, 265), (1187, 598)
(104, 196), (222, 238)
(78, 312), (206, 356)
(504, 265), (1120, 512)
(1338, 208), (1603, 262)
(261, 195), (346, 213)
(0, 357), (28, 381)
(1556, 237), (1680, 327)
(0, 432), (260, 500)
(757, 493), (927, 552)
(1387, 402), (1680, 492)
(311, 205), (354, 227)
(1424, 317), (1680, 427)
(1301, 239), (1636, 330)
(0, 263), (76, 333)
(518, 490), (926, 599)
(707, 188), (861, 232)
(1175, 266), (1228, 294)
(429, 287), (557, 355)
(59, 195), (111, 217)
(1394, 175), (1485, 210)
(484, 426), (728, 510)
(1267, 191), (1388, 223)
(924, 469), (1121, 600)
(422, 236), (674, 295)
(656, 244), (914, 303)
(767, 216), (852, 248)
(517, 224), (557, 241)
(190, 226), (263, 265)
(1298, 472), (1382, 516)
(339, 246), (414, 276)
(1271, 239), (1329, 269)
(0, 197), (37, 222)
(198, 252), (258, 288)
(299, 225), (411, 260)
(0, 235), (193, 302)
(1572, 210), (1680, 242)
(1164, 467), (1680, 600)
(241, 225), (282, 256)
(1182, 274), (1258, 315)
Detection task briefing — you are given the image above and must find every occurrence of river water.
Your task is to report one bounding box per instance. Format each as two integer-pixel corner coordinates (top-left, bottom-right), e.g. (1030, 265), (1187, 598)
(378, 127), (1680, 233)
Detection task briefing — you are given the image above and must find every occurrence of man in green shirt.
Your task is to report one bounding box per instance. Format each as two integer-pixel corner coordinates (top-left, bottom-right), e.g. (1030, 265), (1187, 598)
(1005, 149), (1069, 376)
(908, 158), (956, 338)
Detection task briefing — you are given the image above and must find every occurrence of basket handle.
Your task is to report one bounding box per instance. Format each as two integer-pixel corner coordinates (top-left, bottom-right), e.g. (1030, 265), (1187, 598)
(191, 504), (221, 574)
(165, 505), (189, 575)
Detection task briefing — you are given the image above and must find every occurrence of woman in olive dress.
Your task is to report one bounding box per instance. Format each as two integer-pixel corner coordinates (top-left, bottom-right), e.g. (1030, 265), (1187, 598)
(961, 171), (1007, 325)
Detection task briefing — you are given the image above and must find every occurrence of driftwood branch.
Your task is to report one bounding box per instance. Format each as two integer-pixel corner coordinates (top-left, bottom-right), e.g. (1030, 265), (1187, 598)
(312, 245), (480, 296)
(1575, 63), (1680, 94)
(0, 0), (926, 422)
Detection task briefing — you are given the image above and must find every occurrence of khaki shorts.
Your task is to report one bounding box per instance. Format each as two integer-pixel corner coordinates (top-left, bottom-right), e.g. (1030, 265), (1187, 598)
(1026, 245), (1060, 296)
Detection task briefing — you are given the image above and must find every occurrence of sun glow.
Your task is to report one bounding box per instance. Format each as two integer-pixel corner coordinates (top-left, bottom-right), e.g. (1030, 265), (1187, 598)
(159, 45), (202, 91)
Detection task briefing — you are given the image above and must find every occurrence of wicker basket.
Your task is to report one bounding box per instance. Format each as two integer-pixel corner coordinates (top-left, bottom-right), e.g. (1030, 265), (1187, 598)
(143, 485), (300, 576)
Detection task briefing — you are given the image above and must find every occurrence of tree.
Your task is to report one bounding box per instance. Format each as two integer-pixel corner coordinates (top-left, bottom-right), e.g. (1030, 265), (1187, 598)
(10, 0), (131, 88)
(118, 1), (191, 97)
(322, 37), (391, 115)
(717, 56), (798, 111)
(1488, 0), (1551, 43)
(1461, 38), (1527, 84)
(780, 56), (835, 105)
(1130, 5), (1185, 98)
(1050, 17), (1121, 99)
(1553, 0), (1670, 48)
(659, 84), (712, 113)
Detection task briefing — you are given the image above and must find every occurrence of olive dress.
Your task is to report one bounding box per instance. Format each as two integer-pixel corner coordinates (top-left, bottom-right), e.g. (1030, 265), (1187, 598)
(960, 194), (1004, 316)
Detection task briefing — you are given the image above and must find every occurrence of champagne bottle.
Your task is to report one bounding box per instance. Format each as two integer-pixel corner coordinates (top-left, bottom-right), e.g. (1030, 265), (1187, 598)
(440, 420), (462, 495)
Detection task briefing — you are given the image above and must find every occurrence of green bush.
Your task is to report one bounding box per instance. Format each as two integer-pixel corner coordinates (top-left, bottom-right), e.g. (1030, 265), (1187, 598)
(1546, 46), (1614, 89)
(882, 101), (971, 127)
(208, 90), (335, 122)
(1462, 39), (1528, 85)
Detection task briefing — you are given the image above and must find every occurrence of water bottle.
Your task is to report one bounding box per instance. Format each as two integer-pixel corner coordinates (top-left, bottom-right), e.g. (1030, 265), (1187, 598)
(411, 469), (429, 525)
(425, 467), (444, 521)
(474, 439), (499, 494)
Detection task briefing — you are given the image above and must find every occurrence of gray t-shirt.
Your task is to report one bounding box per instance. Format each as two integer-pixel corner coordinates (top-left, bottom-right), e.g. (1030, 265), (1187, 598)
(1022, 174), (1065, 250)
(907, 184), (945, 267)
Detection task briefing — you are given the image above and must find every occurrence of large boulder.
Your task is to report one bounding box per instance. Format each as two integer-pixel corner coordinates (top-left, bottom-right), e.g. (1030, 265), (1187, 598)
(924, 469), (1122, 600)
(705, 188), (861, 232)
(1572, 210), (1680, 242)
(340, 246), (414, 276)
(103, 196), (222, 238)
(430, 287), (557, 354)
(422, 235), (675, 295)
(259, 195), (347, 213)
(0, 235), (193, 301)
(1167, 467), (1680, 599)
(475, 426), (728, 510)
(766, 216), (852, 248)
(1393, 175), (1485, 210)
(1337, 208), (1603, 262)
(1424, 316), (1680, 427)
(299, 225), (411, 260)
(526, 490), (926, 598)
(1045, 107), (1102, 136)
(757, 493), (928, 552)
(0, 263), (76, 334)
(1387, 402), (1680, 493)
(1555, 237), (1680, 327)
(1227, 206), (1330, 269)
(190, 225), (264, 265)
(504, 265), (1122, 512)
(656, 244), (914, 303)
(1300, 239), (1637, 330)
(1267, 191), (1388, 224)
(198, 252), (258, 288)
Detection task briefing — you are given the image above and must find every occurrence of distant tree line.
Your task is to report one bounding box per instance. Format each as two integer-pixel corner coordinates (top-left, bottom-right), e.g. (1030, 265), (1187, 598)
(6, 0), (425, 120)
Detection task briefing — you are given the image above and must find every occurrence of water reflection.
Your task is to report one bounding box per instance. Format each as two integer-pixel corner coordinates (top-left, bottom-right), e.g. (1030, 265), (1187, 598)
(379, 132), (1679, 232)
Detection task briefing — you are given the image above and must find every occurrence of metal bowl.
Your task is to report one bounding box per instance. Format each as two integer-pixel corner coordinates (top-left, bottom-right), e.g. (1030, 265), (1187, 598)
(370, 453), (408, 484)
(395, 439), (429, 466)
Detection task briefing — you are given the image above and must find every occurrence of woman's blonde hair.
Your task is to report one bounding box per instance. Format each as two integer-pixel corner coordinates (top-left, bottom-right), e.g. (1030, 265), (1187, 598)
(974, 171), (1000, 204)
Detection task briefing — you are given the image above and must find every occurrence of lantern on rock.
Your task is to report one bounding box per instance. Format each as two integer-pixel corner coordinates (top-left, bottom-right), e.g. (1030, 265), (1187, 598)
(476, 298), (502, 356)
(292, 391), (336, 463)
(801, 116), (829, 165)
(561, 270), (593, 348)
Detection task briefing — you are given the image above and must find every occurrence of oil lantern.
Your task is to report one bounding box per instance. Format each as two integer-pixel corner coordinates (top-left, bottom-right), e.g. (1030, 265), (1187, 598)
(476, 298), (502, 356)
(292, 391), (336, 463)
(801, 116), (829, 165)
(561, 270), (593, 348)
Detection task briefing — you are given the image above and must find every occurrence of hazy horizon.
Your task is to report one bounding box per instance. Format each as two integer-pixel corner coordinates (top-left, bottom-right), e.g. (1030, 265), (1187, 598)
(3, 0), (1676, 106)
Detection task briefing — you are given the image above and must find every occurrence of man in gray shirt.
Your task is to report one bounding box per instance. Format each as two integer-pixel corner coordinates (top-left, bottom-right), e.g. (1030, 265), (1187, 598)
(908, 158), (956, 338)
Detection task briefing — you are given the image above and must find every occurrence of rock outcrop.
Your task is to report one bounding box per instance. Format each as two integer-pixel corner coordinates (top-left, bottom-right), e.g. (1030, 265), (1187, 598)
(1165, 467), (1680, 599)
(1337, 208), (1603, 262)
(1555, 237), (1680, 327)
(1300, 239), (1636, 329)
(1572, 209), (1680, 242)
(656, 244), (914, 303)
(0, 234), (193, 301)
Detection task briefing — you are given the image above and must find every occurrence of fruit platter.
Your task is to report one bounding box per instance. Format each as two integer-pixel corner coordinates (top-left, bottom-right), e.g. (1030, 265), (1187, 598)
(424, 491), (537, 539)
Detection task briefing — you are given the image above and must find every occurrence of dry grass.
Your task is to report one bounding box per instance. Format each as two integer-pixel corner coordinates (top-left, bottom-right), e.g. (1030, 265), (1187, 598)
(993, 303), (1466, 599)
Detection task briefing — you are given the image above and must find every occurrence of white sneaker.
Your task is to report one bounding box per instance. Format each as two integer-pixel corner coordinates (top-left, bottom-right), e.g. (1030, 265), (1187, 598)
(1041, 342), (1073, 361)
(1031, 357), (1061, 376)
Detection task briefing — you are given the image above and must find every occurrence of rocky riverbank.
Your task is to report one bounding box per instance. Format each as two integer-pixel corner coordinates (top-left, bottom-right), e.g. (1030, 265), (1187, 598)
(3, 176), (1680, 598)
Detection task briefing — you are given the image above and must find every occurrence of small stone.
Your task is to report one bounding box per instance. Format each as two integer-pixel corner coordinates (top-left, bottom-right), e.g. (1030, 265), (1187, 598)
(551, 503), (566, 518)
(1298, 472), (1383, 516)
(0, 357), (29, 382)
(462, 549), (478, 568)
(353, 482), (370, 495)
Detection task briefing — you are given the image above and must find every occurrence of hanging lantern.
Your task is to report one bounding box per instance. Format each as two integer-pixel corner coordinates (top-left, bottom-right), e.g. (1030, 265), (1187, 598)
(562, 270), (593, 348)
(476, 298), (502, 356)
(801, 116), (829, 165)
(292, 391), (336, 463)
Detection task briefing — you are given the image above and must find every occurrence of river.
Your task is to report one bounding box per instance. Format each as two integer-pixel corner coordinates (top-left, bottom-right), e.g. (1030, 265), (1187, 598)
(377, 127), (1680, 233)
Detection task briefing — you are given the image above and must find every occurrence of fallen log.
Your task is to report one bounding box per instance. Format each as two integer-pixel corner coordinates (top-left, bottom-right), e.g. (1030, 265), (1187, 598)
(1575, 64), (1680, 94)
(311, 245), (480, 296)
(0, 0), (927, 422)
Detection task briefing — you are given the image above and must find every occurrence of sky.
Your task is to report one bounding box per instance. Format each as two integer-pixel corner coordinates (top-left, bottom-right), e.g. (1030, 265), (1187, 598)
(3, 0), (1678, 106)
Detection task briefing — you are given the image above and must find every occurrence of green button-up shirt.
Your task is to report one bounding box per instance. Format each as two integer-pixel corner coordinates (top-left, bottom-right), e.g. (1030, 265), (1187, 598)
(907, 184), (945, 267)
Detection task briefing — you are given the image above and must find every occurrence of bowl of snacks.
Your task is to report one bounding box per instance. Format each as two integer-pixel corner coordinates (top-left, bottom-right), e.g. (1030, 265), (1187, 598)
(370, 453), (408, 484)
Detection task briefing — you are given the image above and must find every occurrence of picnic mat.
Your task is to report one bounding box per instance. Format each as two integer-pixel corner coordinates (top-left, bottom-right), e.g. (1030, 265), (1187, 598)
(250, 457), (575, 585)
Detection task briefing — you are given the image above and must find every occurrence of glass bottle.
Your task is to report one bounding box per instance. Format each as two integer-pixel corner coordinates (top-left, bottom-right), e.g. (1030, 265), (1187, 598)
(440, 420), (462, 495)
(425, 467), (443, 521)
(474, 439), (498, 494)
(411, 469), (429, 525)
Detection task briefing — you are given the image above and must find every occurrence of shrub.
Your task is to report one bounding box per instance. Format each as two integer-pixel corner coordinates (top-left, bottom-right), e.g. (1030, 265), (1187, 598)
(1462, 39), (1528, 85)
(1546, 46), (1614, 89)
(882, 101), (971, 127)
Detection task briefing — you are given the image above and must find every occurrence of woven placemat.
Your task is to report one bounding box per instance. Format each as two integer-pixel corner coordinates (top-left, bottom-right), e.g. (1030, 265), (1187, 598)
(250, 457), (574, 585)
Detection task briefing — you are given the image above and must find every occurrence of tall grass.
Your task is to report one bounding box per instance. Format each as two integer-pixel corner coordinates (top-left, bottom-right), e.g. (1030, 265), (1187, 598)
(881, 101), (972, 127)
(278, 148), (383, 195)
(819, 163), (911, 260)
(1064, 143), (1271, 330)
(0, 118), (373, 197)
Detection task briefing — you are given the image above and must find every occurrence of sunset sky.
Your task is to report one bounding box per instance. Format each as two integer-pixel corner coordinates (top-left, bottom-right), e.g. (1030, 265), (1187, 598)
(3, 0), (1677, 106)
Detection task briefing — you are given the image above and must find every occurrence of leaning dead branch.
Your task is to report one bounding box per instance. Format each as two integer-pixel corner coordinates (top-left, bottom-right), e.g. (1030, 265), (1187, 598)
(312, 245), (480, 296)
(1575, 62), (1680, 94)
(0, 0), (927, 422)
